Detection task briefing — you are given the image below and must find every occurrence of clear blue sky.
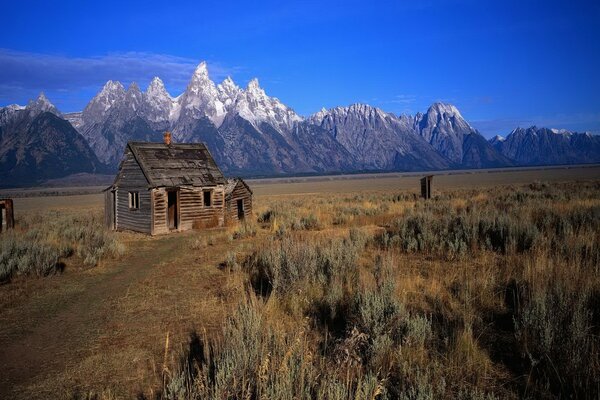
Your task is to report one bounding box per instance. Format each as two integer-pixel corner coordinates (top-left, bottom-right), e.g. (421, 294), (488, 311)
(1, 0), (599, 137)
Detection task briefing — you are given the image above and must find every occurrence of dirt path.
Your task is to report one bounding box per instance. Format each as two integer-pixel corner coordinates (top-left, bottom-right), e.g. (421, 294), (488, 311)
(0, 231), (239, 398)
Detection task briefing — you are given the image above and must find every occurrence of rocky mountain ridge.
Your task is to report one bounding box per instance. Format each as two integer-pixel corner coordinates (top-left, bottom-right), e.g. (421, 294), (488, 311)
(1, 60), (599, 187)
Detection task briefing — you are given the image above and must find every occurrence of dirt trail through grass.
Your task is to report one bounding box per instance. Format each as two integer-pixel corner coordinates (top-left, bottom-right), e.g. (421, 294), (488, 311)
(0, 231), (243, 398)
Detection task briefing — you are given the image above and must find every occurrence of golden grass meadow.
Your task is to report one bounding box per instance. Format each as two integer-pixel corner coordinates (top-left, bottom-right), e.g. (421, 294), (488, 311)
(1, 167), (599, 399)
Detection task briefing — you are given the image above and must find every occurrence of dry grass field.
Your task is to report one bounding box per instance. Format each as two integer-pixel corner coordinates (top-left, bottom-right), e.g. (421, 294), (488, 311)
(0, 166), (599, 399)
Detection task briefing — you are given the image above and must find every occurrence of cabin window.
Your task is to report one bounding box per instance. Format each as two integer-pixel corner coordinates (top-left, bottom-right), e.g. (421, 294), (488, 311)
(129, 191), (140, 210)
(203, 190), (212, 207)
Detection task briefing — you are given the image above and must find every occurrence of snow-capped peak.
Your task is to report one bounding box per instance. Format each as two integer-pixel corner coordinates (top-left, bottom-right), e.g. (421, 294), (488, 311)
(82, 80), (127, 122)
(217, 77), (242, 109)
(149, 76), (164, 87)
(232, 77), (302, 133)
(2, 104), (25, 112)
(143, 77), (176, 123)
(101, 80), (126, 96)
(129, 82), (140, 91)
(247, 78), (261, 91)
(551, 128), (572, 136)
(427, 102), (463, 118)
(489, 135), (505, 146)
(124, 82), (143, 112)
(308, 107), (330, 124)
(146, 77), (171, 99)
(192, 61), (209, 79)
(176, 61), (227, 128)
(421, 102), (472, 132)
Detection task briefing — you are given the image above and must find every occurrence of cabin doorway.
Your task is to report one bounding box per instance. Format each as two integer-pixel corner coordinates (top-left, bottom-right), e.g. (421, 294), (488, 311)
(237, 199), (245, 220)
(167, 190), (179, 230)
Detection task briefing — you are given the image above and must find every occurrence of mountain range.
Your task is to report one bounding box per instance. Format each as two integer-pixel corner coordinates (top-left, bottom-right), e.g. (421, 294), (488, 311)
(1, 61), (599, 187)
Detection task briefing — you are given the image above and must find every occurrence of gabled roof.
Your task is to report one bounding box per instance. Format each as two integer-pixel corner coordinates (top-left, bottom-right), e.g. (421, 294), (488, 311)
(126, 142), (226, 188)
(224, 178), (253, 196)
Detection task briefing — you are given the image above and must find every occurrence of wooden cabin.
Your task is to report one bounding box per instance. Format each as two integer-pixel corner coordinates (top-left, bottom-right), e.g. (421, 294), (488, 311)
(420, 175), (433, 199)
(0, 199), (15, 232)
(104, 133), (251, 235)
(224, 178), (253, 223)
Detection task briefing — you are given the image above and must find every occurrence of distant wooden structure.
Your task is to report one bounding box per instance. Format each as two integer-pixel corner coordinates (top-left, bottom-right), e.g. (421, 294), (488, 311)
(420, 175), (433, 199)
(224, 178), (253, 223)
(104, 132), (252, 235)
(0, 199), (15, 232)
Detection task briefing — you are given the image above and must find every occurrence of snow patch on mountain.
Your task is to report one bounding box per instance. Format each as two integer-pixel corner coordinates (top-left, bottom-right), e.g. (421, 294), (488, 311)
(176, 61), (227, 128)
(232, 78), (302, 134)
(27, 92), (60, 117)
(217, 77), (242, 109)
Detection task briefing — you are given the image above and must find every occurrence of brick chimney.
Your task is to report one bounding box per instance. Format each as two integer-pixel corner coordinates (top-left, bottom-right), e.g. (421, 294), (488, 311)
(163, 131), (172, 146)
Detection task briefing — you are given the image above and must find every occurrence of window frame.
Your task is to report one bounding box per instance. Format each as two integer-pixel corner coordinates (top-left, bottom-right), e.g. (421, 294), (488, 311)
(128, 191), (140, 210)
(203, 189), (213, 207)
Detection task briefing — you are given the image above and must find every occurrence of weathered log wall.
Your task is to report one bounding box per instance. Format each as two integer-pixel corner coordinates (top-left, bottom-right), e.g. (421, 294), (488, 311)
(104, 190), (114, 230)
(225, 182), (253, 223)
(114, 148), (152, 234)
(152, 186), (225, 234)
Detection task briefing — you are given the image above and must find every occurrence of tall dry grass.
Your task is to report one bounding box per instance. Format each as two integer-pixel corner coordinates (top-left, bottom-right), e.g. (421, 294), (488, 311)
(141, 182), (600, 398)
(0, 210), (125, 283)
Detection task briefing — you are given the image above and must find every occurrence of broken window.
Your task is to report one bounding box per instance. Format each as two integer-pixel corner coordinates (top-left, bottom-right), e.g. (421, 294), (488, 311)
(129, 191), (140, 210)
(203, 190), (212, 207)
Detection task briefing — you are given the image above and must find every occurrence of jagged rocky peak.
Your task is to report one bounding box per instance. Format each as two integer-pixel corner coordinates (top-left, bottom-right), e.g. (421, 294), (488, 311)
(99, 80), (126, 99)
(323, 103), (390, 123)
(2, 104), (25, 112)
(178, 61), (227, 127)
(233, 77), (302, 133)
(217, 76), (242, 108)
(82, 80), (126, 122)
(550, 128), (572, 136)
(124, 82), (143, 111)
(127, 81), (141, 93)
(427, 102), (463, 116)
(489, 134), (506, 146)
(27, 92), (60, 116)
(494, 125), (600, 166)
(246, 78), (263, 95)
(415, 102), (476, 164)
(420, 102), (472, 130)
(192, 61), (209, 79)
(146, 77), (171, 99)
(143, 77), (175, 122)
(308, 107), (329, 124)
(0, 103), (26, 126)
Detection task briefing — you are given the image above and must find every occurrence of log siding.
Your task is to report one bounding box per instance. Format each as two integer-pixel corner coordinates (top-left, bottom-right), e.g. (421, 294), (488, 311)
(225, 180), (253, 223)
(105, 141), (251, 235)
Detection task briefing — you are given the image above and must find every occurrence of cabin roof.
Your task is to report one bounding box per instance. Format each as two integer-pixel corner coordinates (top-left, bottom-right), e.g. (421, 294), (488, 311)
(224, 178), (253, 196)
(126, 142), (226, 188)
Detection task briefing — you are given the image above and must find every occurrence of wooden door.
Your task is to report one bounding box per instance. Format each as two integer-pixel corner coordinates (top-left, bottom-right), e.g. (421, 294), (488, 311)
(237, 199), (244, 220)
(167, 190), (178, 230)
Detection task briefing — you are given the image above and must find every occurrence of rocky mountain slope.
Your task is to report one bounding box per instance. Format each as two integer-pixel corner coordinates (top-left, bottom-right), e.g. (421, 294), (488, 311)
(0, 94), (105, 187)
(490, 127), (600, 166)
(68, 61), (513, 174)
(1, 60), (598, 186)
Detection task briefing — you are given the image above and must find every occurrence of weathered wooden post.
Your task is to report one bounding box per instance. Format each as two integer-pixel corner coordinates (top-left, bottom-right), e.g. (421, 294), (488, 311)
(0, 199), (15, 232)
(420, 175), (433, 199)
